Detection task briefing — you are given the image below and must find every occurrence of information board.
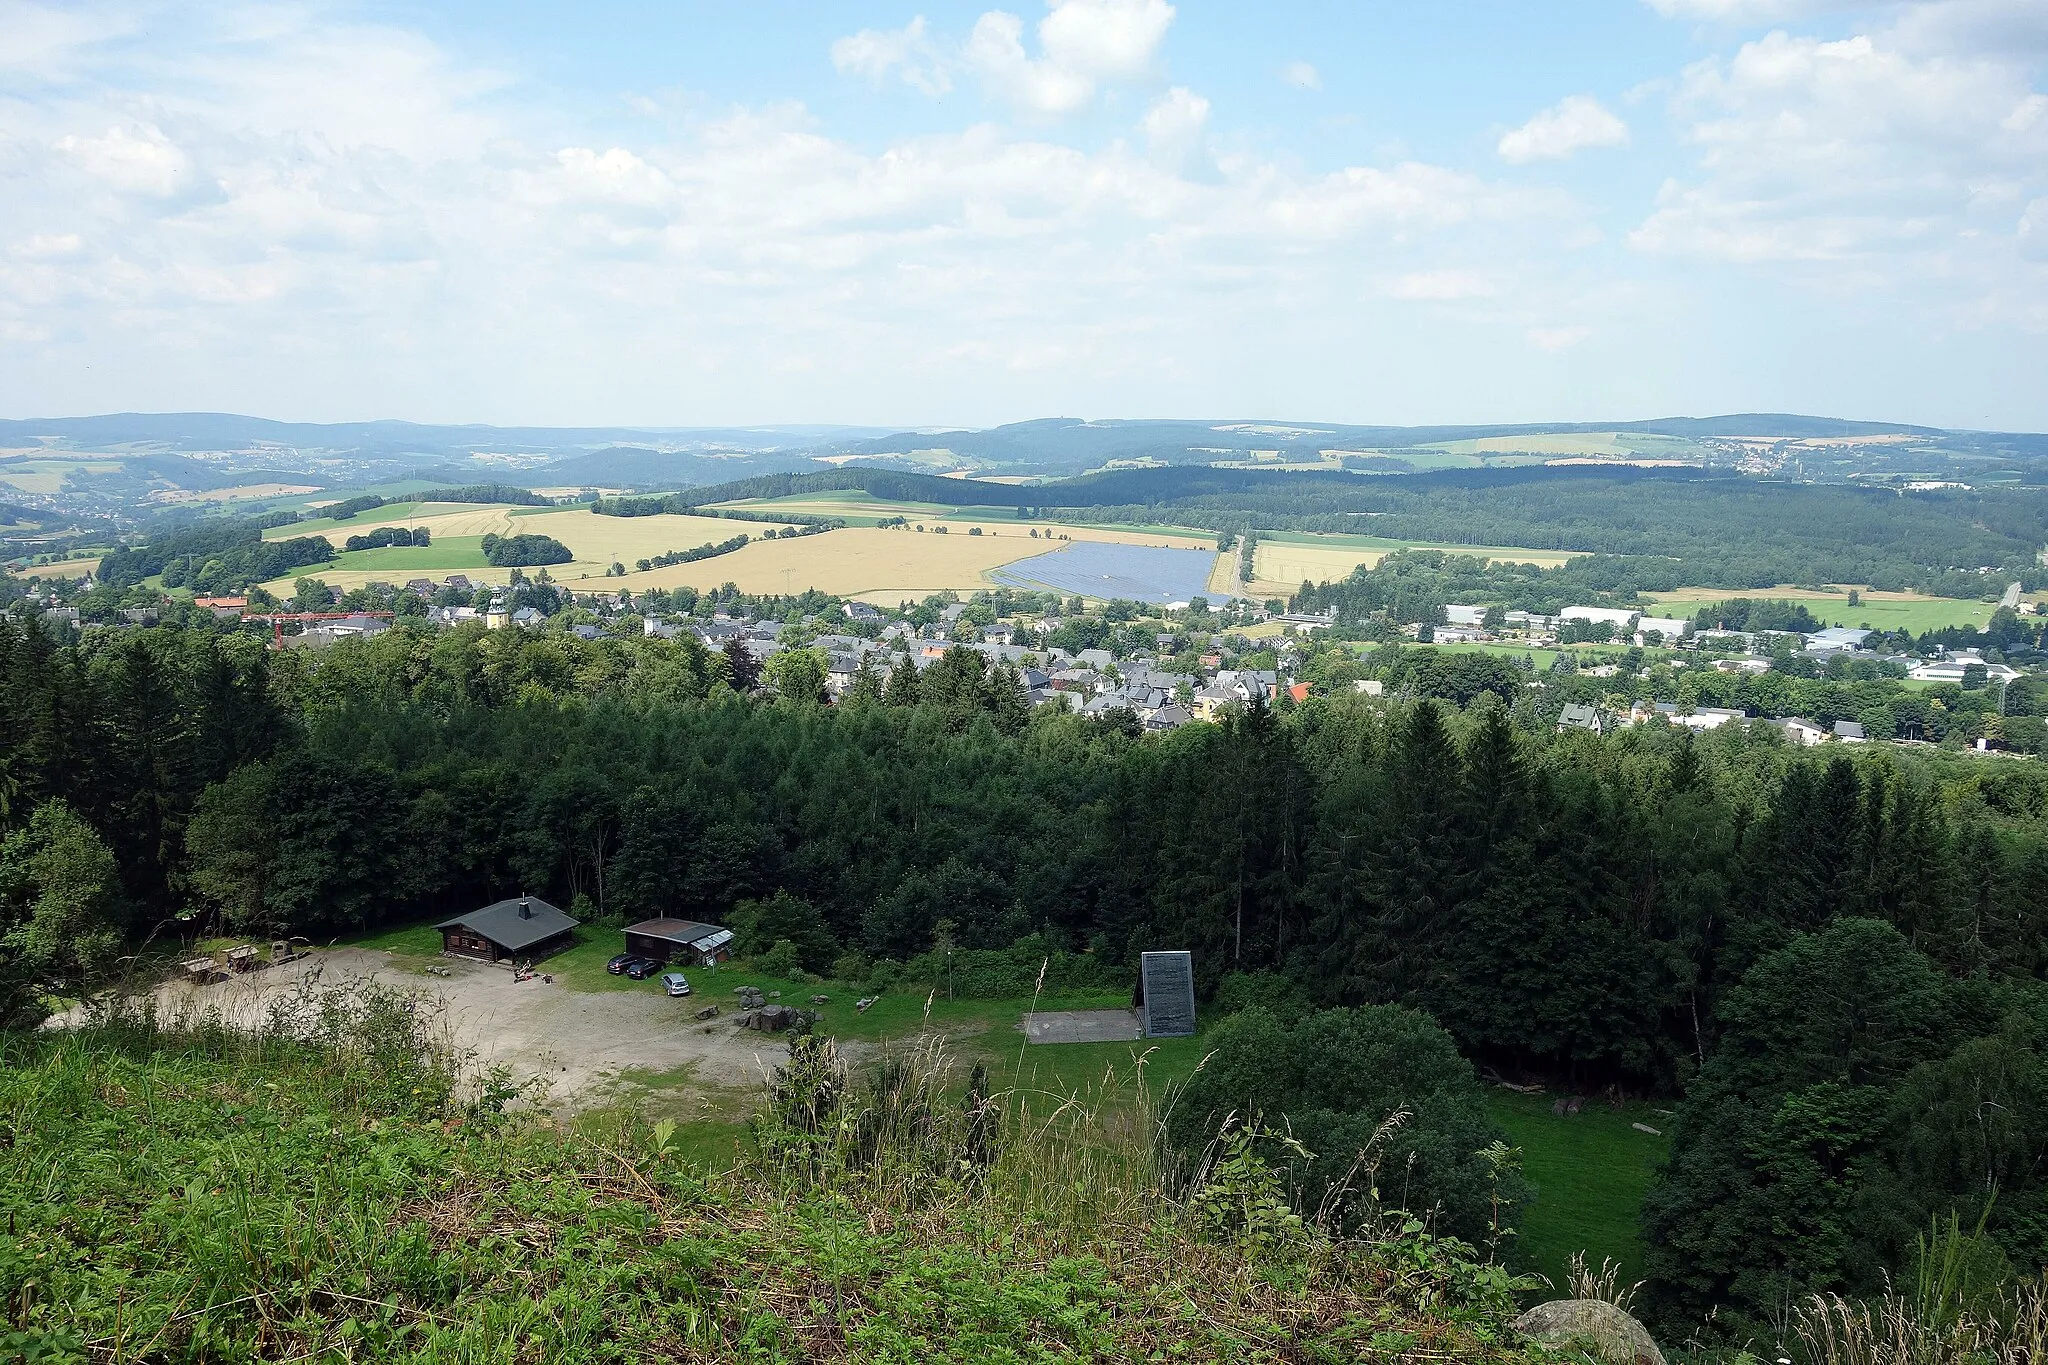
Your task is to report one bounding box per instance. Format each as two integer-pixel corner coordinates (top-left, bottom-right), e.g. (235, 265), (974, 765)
(1138, 951), (1197, 1038)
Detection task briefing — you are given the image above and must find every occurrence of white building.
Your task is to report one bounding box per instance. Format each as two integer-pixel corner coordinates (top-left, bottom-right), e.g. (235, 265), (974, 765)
(1561, 606), (1641, 631)
(1634, 616), (1692, 644)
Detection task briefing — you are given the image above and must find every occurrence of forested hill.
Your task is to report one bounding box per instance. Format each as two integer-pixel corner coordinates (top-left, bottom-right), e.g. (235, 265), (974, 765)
(680, 465), (2048, 597)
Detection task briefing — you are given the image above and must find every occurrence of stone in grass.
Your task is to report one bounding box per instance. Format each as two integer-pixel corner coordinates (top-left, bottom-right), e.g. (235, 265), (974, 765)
(1513, 1300), (1666, 1365)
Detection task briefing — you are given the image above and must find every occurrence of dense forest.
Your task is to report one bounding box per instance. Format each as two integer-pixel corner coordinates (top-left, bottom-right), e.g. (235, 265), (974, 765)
(2, 611), (2046, 1337)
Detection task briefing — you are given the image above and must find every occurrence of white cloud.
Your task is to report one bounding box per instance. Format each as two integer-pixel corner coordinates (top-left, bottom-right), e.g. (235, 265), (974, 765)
(838, 1), (1175, 117)
(831, 16), (952, 95)
(0, 3), (1584, 424)
(56, 125), (191, 197)
(1498, 95), (1630, 163)
(1141, 86), (1209, 171)
(1280, 61), (1320, 90)
(1037, 0), (1175, 81)
(1384, 270), (1495, 300)
(1527, 325), (1592, 351)
(1631, 22), (2048, 268)
(2022, 199), (2048, 261)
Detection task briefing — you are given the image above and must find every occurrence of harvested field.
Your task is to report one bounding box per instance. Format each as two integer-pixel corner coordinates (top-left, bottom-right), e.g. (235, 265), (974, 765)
(14, 557), (100, 579)
(1253, 534), (1573, 588)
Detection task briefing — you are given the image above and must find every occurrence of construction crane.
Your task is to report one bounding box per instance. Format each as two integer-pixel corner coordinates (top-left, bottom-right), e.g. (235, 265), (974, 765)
(242, 610), (394, 647)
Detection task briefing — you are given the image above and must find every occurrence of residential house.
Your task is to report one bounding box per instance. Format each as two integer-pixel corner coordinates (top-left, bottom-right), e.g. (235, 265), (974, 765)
(1778, 717), (1831, 746)
(843, 601), (883, 624)
(1192, 682), (1240, 721)
(1833, 719), (1868, 743)
(1557, 703), (1606, 735)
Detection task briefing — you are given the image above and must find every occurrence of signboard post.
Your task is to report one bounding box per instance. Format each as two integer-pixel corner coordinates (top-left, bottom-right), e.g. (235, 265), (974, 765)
(1137, 951), (1197, 1038)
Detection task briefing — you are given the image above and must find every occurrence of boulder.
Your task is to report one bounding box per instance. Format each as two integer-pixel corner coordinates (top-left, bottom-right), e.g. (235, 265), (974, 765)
(1512, 1299), (1665, 1365)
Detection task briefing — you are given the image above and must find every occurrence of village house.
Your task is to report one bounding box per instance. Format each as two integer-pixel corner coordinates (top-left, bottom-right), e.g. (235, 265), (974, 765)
(435, 895), (578, 964)
(1557, 703), (1607, 735)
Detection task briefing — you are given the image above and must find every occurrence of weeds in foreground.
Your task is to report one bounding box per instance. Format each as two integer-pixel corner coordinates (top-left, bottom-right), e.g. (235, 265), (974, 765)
(3, 982), (1553, 1363)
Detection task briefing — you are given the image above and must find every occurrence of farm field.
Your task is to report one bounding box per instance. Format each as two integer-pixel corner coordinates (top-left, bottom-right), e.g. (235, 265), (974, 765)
(12, 556), (101, 579)
(1252, 531), (1576, 592)
(0, 458), (124, 493)
(262, 504), (804, 594)
(605, 505), (1218, 603)
(606, 525), (1054, 601)
(150, 481), (321, 504)
(1646, 586), (1998, 633)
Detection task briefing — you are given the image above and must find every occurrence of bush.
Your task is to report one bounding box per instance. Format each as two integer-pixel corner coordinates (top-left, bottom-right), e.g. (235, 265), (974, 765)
(480, 532), (572, 567)
(1168, 1004), (1517, 1246)
(758, 939), (803, 978)
(1213, 970), (1313, 1017)
(900, 936), (1123, 999)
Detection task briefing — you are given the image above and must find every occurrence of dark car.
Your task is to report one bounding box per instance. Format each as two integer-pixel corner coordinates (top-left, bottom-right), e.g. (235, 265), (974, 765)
(605, 952), (635, 975)
(624, 958), (661, 980)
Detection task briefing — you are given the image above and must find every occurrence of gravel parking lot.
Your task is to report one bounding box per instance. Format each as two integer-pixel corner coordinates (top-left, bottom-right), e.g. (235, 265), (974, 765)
(111, 947), (805, 1111)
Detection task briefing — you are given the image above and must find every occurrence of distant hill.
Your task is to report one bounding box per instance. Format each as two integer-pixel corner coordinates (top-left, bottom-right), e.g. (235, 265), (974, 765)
(0, 413), (894, 459)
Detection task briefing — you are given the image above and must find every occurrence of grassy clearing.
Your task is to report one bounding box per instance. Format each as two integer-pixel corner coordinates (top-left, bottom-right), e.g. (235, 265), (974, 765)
(1646, 587), (1997, 634)
(323, 536), (491, 572)
(1487, 1089), (1670, 1295)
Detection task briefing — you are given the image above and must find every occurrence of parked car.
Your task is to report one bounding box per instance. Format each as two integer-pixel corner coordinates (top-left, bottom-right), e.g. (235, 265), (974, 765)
(660, 972), (691, 998)
(605, 952), (635, 975)
(624, 958), (660, 980)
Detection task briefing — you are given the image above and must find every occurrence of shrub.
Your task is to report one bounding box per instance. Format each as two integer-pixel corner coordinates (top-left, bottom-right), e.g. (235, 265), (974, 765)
(1168, 1004), (1516, 1246)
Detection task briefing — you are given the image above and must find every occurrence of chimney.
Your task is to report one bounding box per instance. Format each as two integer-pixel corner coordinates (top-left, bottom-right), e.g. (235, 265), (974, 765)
(519, 895), (532, 919)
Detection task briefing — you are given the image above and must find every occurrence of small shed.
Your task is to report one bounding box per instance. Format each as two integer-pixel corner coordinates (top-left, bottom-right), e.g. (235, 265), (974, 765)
(436, 895), (578, 963)
(623, 918), (735, 968)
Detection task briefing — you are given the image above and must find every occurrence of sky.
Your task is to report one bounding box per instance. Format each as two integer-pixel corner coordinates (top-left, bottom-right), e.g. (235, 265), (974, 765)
(1, 0), (2045, 431)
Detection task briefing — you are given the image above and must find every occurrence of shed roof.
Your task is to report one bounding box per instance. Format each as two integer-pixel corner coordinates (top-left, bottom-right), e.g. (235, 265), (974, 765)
(435, 896), (578, 952)
(624, 918), (733, 952)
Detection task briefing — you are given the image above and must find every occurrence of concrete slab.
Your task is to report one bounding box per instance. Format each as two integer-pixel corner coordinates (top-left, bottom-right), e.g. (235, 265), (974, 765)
(1025, 1008), (1143, 1044)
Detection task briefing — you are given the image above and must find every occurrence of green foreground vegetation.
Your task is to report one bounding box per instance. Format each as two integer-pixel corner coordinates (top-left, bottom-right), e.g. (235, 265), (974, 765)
(0, 990), (1560, 1364)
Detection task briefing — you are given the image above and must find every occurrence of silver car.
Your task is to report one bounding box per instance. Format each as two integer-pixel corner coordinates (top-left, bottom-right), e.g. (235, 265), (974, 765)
(660, 971), (691, 998)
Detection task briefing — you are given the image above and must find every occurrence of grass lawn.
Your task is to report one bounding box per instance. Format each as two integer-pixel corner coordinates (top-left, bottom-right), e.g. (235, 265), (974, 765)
(1647, 587), (1997, 634)
(1487, 1090), (1671, 1294)
(322, 536), (490, 572)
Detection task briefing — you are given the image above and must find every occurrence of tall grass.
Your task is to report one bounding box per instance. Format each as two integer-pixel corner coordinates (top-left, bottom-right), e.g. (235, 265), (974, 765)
(3, 982), (1544, 1361)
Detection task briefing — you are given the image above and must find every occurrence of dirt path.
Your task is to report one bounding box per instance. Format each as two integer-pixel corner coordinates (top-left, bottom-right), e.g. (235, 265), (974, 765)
(92, 948), (810, 1113)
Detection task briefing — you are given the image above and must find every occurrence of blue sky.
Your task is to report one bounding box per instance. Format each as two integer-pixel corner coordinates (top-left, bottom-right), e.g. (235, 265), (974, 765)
(2, 1), (2044, 429)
